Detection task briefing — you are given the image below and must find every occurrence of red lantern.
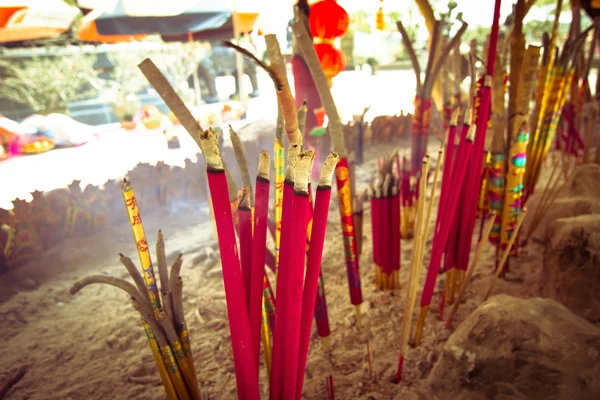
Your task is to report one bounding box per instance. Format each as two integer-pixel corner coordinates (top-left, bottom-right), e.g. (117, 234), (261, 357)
(309, 0), (349, 40)
(314, 42), (346, 78)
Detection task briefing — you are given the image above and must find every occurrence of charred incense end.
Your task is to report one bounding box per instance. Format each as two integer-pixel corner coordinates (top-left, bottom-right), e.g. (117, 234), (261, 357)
(391, 176), (399, 196)
(463, 107), (473, 126)
(237, 187), (251, 209)
(121, 177), (132, 192)
(257, 150), (270, 181)
(318, 152), (340, 187)
(294, 150), (314, 194)
(285, 144), (301, 182)
(382, 173), (392, 197)
(200, 128), (224, 171)
(157, 229), (164, 244)
(450, 108), (459, 127)
(466, 124), (476, 141)
(484, 74), (492, 88)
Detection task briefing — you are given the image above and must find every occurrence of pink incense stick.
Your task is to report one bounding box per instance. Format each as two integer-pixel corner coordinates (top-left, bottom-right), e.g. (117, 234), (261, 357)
(455, 77), (492, 278)
(391, 178), (401, 274)
(295, 153), (338, 399)
(248, 151), (270, 374)
(436, 110), (470, 235)
(382, 175), (393, 280)
(237, 189), (253, 309)
(270, 145), (300, 400)
(200, 128), (259, 400)
(371, 187), (382, 272)
(282, 151), (314, 400)
(314, 271), (331, 338)
(419, 126), (475, 310)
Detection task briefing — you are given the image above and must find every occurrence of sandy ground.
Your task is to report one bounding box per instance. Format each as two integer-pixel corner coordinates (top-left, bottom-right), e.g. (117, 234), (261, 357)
(0, 136), (561, 400)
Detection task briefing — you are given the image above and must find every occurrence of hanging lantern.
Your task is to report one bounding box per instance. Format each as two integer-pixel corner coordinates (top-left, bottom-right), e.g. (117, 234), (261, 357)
(376, 1), (386, 31)
(309, 0), (349, 40)
(315, 42), (346, 79)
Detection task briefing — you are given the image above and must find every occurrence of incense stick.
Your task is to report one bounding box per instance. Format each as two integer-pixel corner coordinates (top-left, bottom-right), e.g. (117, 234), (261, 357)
(282, 151), (314, 399)
(295, 153), (338, 399)
(200, 128), (260, 399)
(249, 151), (271, 375)
(230, 125), (254, 206)
(445, 213), (496, 328)
(484, 208), (527, 300)
(395, 156), (429, 382)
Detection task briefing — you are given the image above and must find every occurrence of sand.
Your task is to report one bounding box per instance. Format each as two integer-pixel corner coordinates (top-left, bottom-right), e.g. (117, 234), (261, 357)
(0, 141), (595, 399)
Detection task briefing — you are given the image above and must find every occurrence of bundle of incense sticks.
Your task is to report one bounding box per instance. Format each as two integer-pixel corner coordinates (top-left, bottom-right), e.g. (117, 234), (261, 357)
(524, 3), (593, 200)
(396, 19), (467, 178)
(291, 19), (364, 324)
(70, 179), (202, 400)
(370, 154), (401, 290)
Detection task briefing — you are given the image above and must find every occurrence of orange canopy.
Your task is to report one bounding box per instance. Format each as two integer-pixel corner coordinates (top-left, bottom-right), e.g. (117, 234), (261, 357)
(0, 0), (79, 43)
(77, 8), (146, 43)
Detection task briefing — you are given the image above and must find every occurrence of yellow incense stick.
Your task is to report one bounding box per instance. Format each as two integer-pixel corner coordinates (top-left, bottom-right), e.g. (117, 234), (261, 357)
(402, 157), (429, 351)
(274, 139), (285, 267)
(121, 179), (161, 314)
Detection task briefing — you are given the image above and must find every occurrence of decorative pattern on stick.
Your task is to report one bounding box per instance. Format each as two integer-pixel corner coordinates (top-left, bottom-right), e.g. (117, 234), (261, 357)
(291, 18), (364, 324)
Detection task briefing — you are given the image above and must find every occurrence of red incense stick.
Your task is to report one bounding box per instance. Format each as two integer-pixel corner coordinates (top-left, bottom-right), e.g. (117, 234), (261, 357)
(270, 144), (301, 400)
(295, 153), (339, 399)
(381, 174), (393, 288)
(415, 126), (475, 344)
(436, 109), (471, 235)
(314, 271), (331, 339)
(200, 128), (259, 400)
(282, 151), (314, 399)
(237, 188), (253, 309)
(249, 151), (271, 374)
(454, 76), (492, 293)
(390, 176), (401, 288)
(371, 183), (383, 288)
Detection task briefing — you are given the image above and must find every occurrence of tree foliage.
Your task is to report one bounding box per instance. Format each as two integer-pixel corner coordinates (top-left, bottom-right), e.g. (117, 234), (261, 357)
(0, 54), (103, 114)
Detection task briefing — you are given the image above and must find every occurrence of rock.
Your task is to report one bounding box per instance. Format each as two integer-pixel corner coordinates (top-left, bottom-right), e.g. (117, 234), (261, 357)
(422, 295), (600, 400)
(533, 196), (600, 238)
(543, 214), (600, 321)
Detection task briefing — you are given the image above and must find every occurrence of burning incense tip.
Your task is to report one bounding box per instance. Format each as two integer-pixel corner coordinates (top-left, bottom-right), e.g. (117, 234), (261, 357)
(484, 74), (492, 87)
(119, 253), (125, 258)
(237, 188), (251, 209)
(121, 178), (132, 191)
(466, 124), (476, 141)
(383, 174), (392, 197)
(451, 109), (459, 126)
(463, 107), (473, 126)
(200, 128), (224, 171)
(294, 151), (314, 194)
(258, 150), (271, 180)
(318, 153), (340, 187)
(285, 144), (301, 182)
